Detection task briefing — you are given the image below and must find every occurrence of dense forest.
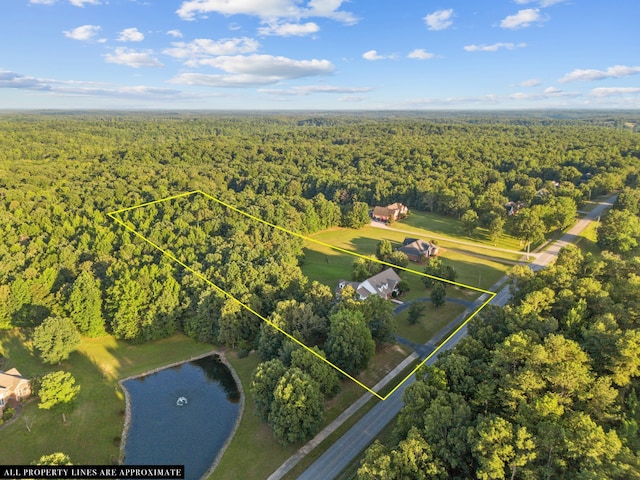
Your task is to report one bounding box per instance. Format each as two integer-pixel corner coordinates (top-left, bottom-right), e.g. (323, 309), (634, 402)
(358, 242), (640, 479)
(1, 112), (639, 453)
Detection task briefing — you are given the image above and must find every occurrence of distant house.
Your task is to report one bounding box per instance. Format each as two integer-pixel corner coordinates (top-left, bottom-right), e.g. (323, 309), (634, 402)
(0, 368), (31, 415)
(336, 267), (402, 301)
(505, 201), (525, 216)
(398, 238), (439, 262)
(371, 203), (408, 222)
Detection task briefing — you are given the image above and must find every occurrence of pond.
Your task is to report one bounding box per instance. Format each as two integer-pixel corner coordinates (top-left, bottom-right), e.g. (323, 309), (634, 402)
(122, 355), (241, 480)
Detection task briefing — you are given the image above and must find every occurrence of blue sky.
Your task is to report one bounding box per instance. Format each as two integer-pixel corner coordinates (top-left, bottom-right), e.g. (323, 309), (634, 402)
(1, 0), (639, 109)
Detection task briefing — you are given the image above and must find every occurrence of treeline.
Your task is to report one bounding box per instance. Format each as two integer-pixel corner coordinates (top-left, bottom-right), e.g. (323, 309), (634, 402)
(358, 238), (640, 478)
(0, 113), (638, 341)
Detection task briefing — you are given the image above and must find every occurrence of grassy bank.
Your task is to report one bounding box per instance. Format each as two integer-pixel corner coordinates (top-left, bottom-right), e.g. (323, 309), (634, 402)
(0, 331), (213, 465)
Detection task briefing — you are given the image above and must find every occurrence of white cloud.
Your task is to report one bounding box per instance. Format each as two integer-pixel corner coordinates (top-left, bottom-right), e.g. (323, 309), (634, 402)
(167, 30), (183, 38)
(464, 42), (527, 52)
(519, 79), (541, 87)
(500, 8), (544, 29)
(117, 28), (144, 42)
(559, 65), (640, 83)
(0, 68), (190, 100)
(176, 0), (357, 24)
(407, 49), (435, 60)
(30, 0), (101, 4)
(105, 48), (164, 68)
(258, 22), (320, 36)
(63, 25), (101, 41)
(164, 38), (260, 62)
(196, 54), (333, 76)
(362, 50), (395, 61)
(590, 87), (640, 97)
(169, 73), (282, 87)
(259, 85), (372, 95)
(515, 0), (567, 6)
(424, 9), (454, 31)
(69, 0), (101, 6)
(170, 54), (334, 87)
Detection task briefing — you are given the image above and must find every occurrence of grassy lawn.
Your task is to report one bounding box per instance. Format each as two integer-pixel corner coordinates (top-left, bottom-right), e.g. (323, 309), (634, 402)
(301, 226), (510, 299)
(575, 221), (601, 257)
(395, 302), (467, 344)
(0, 330), (213, 465)
(401, 210), (524, 255)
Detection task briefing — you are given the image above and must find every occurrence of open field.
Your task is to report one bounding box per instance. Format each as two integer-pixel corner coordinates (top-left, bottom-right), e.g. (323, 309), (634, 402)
(0, 331), (213, 465)
(301, 224), (510, 302)
(401, 210), (525, 258)
(395, 302), (467, 344)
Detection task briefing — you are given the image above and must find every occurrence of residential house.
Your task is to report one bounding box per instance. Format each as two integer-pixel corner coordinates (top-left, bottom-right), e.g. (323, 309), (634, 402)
(505, 201), (525, 216)
(371, 203), (409, 222)
(336, 267), (402, 301)
(398, 238), (439, 262)
(0, 368), (31, 415)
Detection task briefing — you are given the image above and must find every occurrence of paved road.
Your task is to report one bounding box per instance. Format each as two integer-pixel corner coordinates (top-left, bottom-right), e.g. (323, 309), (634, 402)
(296, 195), (616, 480)
(530, 196), (615, 271)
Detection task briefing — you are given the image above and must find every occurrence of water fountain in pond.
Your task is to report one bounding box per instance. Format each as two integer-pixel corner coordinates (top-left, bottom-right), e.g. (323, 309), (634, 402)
(176, 396), (188, 407)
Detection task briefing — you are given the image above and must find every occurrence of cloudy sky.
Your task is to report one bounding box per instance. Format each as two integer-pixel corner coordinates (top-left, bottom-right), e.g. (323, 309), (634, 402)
(1, 0), (639, 109)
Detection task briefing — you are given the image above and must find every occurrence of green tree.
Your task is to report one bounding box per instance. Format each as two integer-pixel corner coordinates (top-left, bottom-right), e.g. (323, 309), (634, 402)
(33, 316), (81, 365)
(250, 358), (287, 422)
(488, 215), (505, 244)
(326, 310), (375, 376)
(511, 209), (545, 255)
(387, 251), (409, 270)
(597, 209), (640, 253)
(107, 272), (144, 342)
(357, 440), (392, 480)
(461, 209), (479, 236)
(407, 302), (427, 325)
(614, 187), (640, 215)
(33, 453), (73, 465)
(361, 295), (397, 345)
(343, 201), (371, 229)
(290, 347), (340, 397)
(68, 270), (105, 337)
(431, 282), (446, 308)
(268, 368), (324, 445)
(38, 371), (80, 423)
(376, 240), (393, 261)
(0, 285), (11, 330)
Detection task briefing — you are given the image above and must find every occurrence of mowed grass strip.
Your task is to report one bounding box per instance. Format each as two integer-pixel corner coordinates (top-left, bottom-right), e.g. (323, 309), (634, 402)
(0, 331), (213, 465)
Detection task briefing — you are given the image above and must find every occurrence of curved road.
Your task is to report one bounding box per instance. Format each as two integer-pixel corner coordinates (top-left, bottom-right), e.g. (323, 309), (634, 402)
(295, 195), (616, 480)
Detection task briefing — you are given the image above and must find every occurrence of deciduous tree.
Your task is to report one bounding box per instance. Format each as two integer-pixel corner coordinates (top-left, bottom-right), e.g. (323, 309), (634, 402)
(33, 316), (81, 365)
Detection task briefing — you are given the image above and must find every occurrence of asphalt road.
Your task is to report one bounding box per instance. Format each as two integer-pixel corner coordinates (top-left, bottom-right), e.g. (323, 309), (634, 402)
(297, 195), (616, 480)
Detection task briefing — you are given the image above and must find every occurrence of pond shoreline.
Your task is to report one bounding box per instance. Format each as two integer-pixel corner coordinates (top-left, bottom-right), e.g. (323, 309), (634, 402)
(117, 349), (245, 480)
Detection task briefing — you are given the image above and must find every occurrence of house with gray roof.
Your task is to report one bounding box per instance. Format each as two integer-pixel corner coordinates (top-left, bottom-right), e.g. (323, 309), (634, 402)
(398, 238), (439, 263)
(336, 267), (402, 301)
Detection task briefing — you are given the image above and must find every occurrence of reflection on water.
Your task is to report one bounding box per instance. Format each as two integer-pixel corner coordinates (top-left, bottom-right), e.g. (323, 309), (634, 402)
(123, 355), (240, 480)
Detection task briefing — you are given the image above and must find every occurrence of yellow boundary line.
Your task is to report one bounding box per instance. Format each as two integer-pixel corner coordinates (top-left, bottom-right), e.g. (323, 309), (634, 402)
(108, 191), (496, 401)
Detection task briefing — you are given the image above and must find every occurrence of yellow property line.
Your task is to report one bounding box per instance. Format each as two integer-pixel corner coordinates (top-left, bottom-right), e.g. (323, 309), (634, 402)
(108, 191), (496, 400)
